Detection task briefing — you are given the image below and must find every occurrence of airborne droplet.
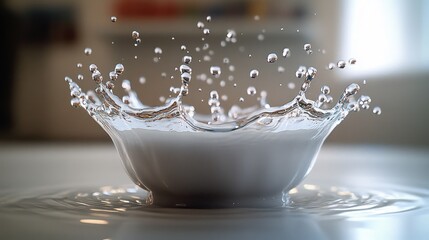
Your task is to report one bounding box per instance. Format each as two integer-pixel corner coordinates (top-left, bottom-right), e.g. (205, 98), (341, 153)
(183, 56), (192, 64)
(337, 60), (346, 69)
(154, 47), (163, 54)
(210, 66), (221, 77)
(282, 48), (290, 58)
(304, 43), (312, 54)
(84, 48), (92, 56)
(247, 86), (257, 96)
(115, 63), (125, 75)
(372, 106), (382, 115)
(132, 31), (140, 39)
(250, 69), (259, 78)
(267, 53), (278, 63)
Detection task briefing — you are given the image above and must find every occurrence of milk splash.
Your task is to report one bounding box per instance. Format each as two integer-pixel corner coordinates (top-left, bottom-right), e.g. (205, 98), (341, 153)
(64, 16), (380, 207)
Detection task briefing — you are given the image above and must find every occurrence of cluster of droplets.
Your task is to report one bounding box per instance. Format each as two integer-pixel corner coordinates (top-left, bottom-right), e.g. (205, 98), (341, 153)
(315, 85), (334, 108)
(179, 55), (192, 96)
(328, 58), (357, 70)
(65, 15), (382, 126)
(208, 90), (226, 123)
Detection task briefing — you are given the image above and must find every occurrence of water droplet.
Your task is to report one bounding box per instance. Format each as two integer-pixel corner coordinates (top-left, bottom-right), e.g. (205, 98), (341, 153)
(223, 58), (230, 64)
(106, 81), (115, 89)
(220, 80), (226, 87)
(257, 34), (264, 41)
(77, 63), (82, 68)
(247, 86), (257, 96)
(363, 79), (367, 85)
(226, 30), (236, 39)
(70, 88), (81, 97)
(111, 16), (117, 22)
(109, 71), (118, 81)
(203, 43), (209, 50)
(359, 95), (372, 106)
(197, 21), (204, 29)
(295, 66), (306, 78)
(181, 72), (191, 84)
(210, 90), (219, 100)
(277, 66), (285, 73)
(180, 64), (192, 74)
(159, 96), (166, 103)
(206, 16), (212, 22)
(327, 63), (335, 70)
(349, 58), (357, 64)
(183, 56), (192, 64)
(115, 63), (124, 75)
(318, 94), (327, 103)
(250, 69), (259, 78)
(92, 70), (103, 83)
(210, 66), (221, 77)
(203, 28), (210, 35)
(373, 106), (381, 115)
(337, 60), (346, 69)
(304, 43), (312, 54)
(122, 80), (131, 91)
(77, 74), (84, 81)
(345, 83), (360, 96)
(306, 67), (317, 80)
(267, 53), (278, 63)
(154, 47), (162, 54)
(70, 98), (80, 108)
(132, 31), (140, 39)
(180, 45), (187, 51)
(89, 64), (98, 73)
(139, 76), (146, 84)
(321, 85), (330, 94)
(221, 95), (228, 101)
(282, 48), (291, 58)
(239, 97), (244, 102)
(84, 48), (92, 56)
(288, 82), (296, 89)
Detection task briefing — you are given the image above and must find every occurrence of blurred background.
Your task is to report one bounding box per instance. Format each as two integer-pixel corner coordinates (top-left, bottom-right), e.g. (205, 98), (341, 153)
(0, 0), (428, 146)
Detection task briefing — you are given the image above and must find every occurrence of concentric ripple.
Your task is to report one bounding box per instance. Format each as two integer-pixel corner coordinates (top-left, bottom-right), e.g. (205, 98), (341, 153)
(1, 184), (427, 219)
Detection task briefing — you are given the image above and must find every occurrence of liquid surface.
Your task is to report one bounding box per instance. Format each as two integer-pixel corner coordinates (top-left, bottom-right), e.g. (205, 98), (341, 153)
(1, 184), (427, 218)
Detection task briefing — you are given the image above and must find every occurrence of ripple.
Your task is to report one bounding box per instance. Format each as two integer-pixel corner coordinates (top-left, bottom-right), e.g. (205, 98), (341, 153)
(1, 184), (428, 219)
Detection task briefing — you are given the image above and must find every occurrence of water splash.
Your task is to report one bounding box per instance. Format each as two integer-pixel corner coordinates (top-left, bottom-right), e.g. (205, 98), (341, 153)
(64, 17), (381, 207)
